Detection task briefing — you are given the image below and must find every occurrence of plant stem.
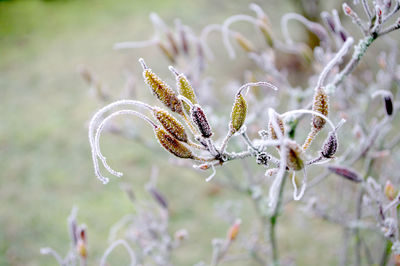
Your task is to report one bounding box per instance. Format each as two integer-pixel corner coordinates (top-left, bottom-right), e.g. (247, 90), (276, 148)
(379, 240), (392, 266)
(269, 173), (287, 266)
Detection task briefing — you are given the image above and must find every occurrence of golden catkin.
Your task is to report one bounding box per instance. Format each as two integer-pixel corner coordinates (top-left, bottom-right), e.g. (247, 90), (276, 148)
(154, 127), (193, 159)
(312, 87), (329, 130)
(286, 141), (305, 171)
(153, 107), (188, 143)
(230, 93), (247, 133)
(177, 74), (198, 114)
(143, 68), (184, 115)
(268, 115), (285, 140)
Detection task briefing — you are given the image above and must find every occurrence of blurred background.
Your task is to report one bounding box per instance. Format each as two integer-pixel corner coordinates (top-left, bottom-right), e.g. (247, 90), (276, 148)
(0, 0), (380, 265)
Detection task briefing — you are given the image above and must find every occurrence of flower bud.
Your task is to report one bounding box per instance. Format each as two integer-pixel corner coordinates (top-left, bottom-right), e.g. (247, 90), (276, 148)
(157, 40), (175, 63)
(384, 180), (397, 201)
(153, 107), (188, 143)
(230, 93), (247, 133)
(257, 20), (274, 47)
(286, 141), (305, 171)
(233, 32), (256, 53)
(140, 59), (184, 115)
(191, 104), (213, 138)
(384, 95), (393, 116)
(148, 187), (168, 209)
(171, 67), (198, 114)
(320, 131), (338, 158)
(77, 240), (87, 258)
(227, 219), (241, 241)
(154, 127), (193, 159)
(327, 166), (361, 182)
(312, 87), (329, 131)
(268, 115), (285, 140)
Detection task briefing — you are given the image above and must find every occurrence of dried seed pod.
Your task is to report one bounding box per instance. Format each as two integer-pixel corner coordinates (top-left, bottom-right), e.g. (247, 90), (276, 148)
(230, 93), (247, 133)
(320, 131), (338, 158)
(327, 166), (361, 182)
(286, 141), (305, 171)
(233, 32), (256, 53)
(268, 115), (285, 140)
(140, 59), (184, 115)
(312, 87), (329, 131)
(191, 104), (213, 138)
(154, 127), (193, 159)
(384, 95), (393, 116)
(170, 67), (198, 114)
(153, 107), (188, 143)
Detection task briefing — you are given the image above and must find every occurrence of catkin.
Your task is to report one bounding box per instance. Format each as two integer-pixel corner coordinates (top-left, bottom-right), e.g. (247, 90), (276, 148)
(312, 87), (329, 131)
(154, 127), (193, 159)
(191, 105), (213, 138)
(176, 73), (198, 114)
(230, 93), (247, 133)
(153, 107), (188, 143)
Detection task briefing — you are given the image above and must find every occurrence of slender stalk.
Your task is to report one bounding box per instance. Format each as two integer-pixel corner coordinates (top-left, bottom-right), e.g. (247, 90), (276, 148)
(269, 173), (287, 266)
(379, 240), (392, 266)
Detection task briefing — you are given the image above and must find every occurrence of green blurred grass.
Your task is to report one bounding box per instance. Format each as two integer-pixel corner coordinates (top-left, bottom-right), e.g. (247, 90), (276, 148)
(0, 0), (344, 265)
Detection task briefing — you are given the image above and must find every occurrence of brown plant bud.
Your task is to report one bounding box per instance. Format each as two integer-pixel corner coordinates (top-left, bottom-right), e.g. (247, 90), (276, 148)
(268, 115), (285, 140)
(230, 93), (247, 133)
(227, 219), (241, 241)
(312, 87), (329, 131)
(233, 32), (256, 53)
(321, 131), (338, 158)
(384, 180), (397, 201)
(257, 20), (274, 47)
(191, 104), (213, 138)
(157, 40), (175, 63)
(384, 95), (393, 116)
(154, 127), (193, 159)
(76, 240), (87, 258)
(153, 107), (188, 143)
(140, 59), (184, 115)
(327, 166), (361, 182)
(286, 141), (305, 171)
(148, 187), (168, 209)
(166, 31), (179, 56)
(170, 67), (198, 114)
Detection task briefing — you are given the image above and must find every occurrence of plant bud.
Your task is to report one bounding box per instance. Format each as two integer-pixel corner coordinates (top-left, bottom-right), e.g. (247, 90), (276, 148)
(384, 95), (393, 116)
(268, 115), (285, 140)
(174, 69), (198, 114)
(312, 87), (329, 131)
(286, 141), (305, 171)
(154, 127), (193, 159)
(148, 187), (168, 209)
(233, 32), (256, 53)
(141, 60), (184, 115)
(257, 20), (274, 47)
(157, 40), (175, 63)
(230, 93), (247, 133)
(227, 219), (241, 241)
(320, 131), (338, 158)
(191, 104), (213, 138)
(77, 240), (87, 258)
(384, 180), (397, 201)
(166, 31), (179, 56)
(327, 166), (361, 182)
(153, 107), (188, 143)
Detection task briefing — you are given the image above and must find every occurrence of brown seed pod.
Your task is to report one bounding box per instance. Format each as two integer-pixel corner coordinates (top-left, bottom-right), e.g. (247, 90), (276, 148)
(140, 59), (184, 115)
(191, 104), (213, 138)
(286, 141), (305, 171)
(154, 127), (193, 159)
(230, 93), (247, 133)
(268, 115), (285, 140)
(153, 107), (188, 143)
(312, 87), (329, 131)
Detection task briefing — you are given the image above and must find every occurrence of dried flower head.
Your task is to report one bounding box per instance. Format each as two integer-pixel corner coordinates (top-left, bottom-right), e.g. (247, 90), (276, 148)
(152, 107), (188, 143)
(312, 87), (329, 131)
(286, 140), (305, 171)
(154, 127), (193, 159)
(140, 58), (183, 115)
(230, 93), (247, 133)
(191, 104), (213, 138)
